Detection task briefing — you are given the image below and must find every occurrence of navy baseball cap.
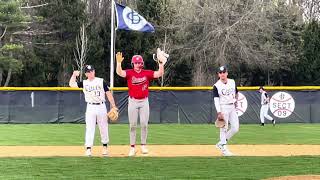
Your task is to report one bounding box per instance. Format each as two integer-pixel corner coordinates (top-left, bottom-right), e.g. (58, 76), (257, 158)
(217, 66), (227, 73)
(84, 65), (95, 73)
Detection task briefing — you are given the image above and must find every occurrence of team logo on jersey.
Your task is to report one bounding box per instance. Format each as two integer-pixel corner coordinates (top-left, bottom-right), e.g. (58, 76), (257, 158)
(132, 76), (147, 85)
(236, 92), (248, 117)
(221, 88), (235, 96)
(84, 85), (102, 92)
(269, 92), (295, 118)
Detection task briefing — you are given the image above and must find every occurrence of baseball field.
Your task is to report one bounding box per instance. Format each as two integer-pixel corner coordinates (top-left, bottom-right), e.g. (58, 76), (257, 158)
(0, 123), (319, 179)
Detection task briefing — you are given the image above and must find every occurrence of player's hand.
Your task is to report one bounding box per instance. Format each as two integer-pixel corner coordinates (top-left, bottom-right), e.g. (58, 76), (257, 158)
(217, 112), (224, 120)
(116, 52), (124, 63)
(73, 71), (80, 77)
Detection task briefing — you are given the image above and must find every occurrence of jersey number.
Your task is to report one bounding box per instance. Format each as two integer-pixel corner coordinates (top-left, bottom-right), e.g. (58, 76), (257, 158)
(94, 91), (100, 96)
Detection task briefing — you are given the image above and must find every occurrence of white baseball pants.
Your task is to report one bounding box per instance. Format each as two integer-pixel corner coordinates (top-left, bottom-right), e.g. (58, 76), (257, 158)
(85, 103), (109, 147)
(219, 104), (239, 144)
(260, 104), (273, 123)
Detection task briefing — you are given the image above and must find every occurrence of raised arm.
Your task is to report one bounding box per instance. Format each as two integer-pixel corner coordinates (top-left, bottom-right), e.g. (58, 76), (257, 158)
(153, 63), (164, 78)
(116, 52), (126, 78)
(69, 71), (80, 87)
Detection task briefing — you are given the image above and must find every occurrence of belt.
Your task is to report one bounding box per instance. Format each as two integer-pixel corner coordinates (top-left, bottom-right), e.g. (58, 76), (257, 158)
(88, 102), (104, 105)
(221, 103), (234, 105)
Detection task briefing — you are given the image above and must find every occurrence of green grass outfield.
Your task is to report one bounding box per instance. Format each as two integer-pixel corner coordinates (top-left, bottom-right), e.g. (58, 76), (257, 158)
(0, 123), (319, 145)
(0, 156), (319, 179)
(0, 123), (319, 179)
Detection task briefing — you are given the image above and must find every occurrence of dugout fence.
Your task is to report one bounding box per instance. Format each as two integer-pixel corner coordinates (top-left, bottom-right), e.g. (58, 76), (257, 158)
(0, 86), (319, 124)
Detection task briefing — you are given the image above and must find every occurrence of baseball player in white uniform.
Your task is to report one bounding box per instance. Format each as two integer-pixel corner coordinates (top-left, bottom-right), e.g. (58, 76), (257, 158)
(213, 66), (239, 156)
(69, 65), (117, 157)
(259, 86), (275, 126)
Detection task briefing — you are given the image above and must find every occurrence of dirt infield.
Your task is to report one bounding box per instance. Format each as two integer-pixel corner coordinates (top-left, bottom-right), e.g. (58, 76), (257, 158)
(0, 145), (320, 157)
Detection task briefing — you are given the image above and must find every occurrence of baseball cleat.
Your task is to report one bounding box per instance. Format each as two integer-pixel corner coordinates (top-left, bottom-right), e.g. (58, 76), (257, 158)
(141, 145), (149, 154)
(102, 146), (108, 156)
(222, 149), (234, 156)
(128, 147), (136, 157)
(85, 149), (92, 157)
(272, 120), (276, 126)
(261, 123), (264, 126)
(215, 142), (225, 151)
(216, 143), (234, 156)
(223, 145), (235, 156)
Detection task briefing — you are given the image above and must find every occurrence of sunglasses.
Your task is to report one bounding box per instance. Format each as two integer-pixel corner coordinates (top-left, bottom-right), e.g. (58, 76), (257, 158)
(218, 71), (226, 74)
(134, 62), (143, 65)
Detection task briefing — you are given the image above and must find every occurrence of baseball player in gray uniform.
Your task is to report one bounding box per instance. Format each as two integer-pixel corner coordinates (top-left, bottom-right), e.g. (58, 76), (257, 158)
(213, 66), (239, 156)
(69, 65), (117, 157)
(259, 86), (275, 126)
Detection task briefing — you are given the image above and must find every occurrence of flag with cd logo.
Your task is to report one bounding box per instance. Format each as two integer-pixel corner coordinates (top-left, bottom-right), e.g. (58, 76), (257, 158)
(115, 3), (155, 32)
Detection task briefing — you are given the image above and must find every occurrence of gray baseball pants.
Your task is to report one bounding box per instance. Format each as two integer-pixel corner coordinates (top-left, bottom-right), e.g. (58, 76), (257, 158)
(128, 97), (150, 145)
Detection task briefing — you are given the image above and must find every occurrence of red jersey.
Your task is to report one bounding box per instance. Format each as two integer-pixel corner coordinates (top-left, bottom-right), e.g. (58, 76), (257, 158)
(125, 69), (154, 99)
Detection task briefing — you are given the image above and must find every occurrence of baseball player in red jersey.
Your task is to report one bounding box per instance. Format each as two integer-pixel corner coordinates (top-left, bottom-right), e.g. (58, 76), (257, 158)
(116, 49), (167, 156)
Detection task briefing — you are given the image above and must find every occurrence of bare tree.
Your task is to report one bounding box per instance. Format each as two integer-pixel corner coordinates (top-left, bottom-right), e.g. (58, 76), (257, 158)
(73, 23), (88, 81)
(57, 56), (70, 86)
(299, 0), (320, 21)
(20, 3), (49, 9)
(168, 0), (303, 86)
(86, 0), (110, 27)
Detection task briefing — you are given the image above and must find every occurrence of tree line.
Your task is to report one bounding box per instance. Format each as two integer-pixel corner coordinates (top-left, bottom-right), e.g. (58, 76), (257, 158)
(0, 0), (319, 87)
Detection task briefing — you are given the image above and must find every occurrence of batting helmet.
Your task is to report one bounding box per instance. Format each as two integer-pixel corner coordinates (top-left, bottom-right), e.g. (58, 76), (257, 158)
(131, 55), (144, 64)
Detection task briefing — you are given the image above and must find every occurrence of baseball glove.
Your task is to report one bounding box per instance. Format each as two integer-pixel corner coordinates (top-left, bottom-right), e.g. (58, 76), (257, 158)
(215, 113), (225, 128)
(156, 48), (169, 65)
(116, 52), (124, 63)
(107, 107), (119, 122)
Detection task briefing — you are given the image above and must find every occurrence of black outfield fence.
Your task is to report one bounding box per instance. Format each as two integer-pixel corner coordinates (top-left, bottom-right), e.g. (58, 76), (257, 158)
(0, 87), (319, 124)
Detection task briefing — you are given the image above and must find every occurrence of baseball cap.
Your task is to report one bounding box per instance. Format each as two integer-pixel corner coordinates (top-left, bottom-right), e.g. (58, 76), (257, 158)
(84, 65), (95, 73)
(217, 66), (227, 73)
(131, 55), (144, 64)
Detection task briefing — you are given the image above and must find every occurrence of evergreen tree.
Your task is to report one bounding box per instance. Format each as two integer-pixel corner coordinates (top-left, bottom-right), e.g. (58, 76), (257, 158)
(0, 0), (29, 86)
(34, 0), (86, 86)
(294, 20), (320, 85)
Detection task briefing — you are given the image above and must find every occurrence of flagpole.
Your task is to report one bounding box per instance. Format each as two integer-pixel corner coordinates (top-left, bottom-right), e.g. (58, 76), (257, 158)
(110, 0), (115, 88)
